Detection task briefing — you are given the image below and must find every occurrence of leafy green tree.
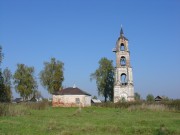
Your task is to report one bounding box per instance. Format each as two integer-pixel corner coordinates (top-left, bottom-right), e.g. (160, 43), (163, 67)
(3, 68), (12, 87)
(0, 45), (3, 96)
(39, 58), (64, 94)
(13, 64), (37, 100)
(90, 57), (114, 102)
(146, 94), (154, 102)
(162, 96), (169, 101)
(92, 96), (97, 99)
(2, 68), (12, 102)
(134, 92), (141, 101)
(0, 71), (7, 102)
(0, 45), (3, 65)
(0, 47), (12, 102)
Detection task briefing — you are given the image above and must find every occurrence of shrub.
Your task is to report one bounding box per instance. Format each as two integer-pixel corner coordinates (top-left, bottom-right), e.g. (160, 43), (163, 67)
(134, 92), (141, 101)
(93, 101), (142, 108)
(26, 101), (49, 110)
(161, 100), (180, 111)
(0, 101), (50, 116)
(0, 103), (28, 116)
(146, 94), (154, 102)
(156, 124), (173, 135)
(92, 100), (180, 112)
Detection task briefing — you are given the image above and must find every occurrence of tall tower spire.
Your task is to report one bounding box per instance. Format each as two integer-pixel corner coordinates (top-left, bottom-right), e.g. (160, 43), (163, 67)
(120, 24), (124, 36)
(112, 27), (134, 102)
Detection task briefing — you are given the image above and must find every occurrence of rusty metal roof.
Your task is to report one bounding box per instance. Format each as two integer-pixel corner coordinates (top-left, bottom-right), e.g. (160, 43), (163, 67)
(53, 87), (91, 96)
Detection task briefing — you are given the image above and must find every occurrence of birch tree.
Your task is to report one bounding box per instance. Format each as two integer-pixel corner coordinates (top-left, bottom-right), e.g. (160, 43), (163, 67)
(13, 64), (37, 100)
(39, 58), (64, 94)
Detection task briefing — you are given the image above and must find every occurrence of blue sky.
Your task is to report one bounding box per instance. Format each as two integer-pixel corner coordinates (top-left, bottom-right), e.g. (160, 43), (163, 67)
(0, 0), (180, 99)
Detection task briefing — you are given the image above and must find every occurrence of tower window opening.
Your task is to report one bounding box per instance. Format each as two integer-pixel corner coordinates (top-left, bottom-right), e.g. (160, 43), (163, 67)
(120, 43), (125, 51)
(120, 56), (126, 66)
(121, 73), (127, 85)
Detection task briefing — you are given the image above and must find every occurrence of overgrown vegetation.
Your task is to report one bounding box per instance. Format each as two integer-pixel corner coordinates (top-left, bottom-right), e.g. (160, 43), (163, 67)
(0, 101), (49, 116)
(93, 100), (180, 112)
(0, 103), (179, 135)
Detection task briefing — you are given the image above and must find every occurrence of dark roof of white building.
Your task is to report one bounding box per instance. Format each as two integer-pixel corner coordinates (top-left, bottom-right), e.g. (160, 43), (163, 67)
(53, 87), (91, 96)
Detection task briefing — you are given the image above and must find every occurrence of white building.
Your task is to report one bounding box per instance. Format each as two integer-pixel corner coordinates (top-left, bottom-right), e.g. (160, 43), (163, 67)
(112, 27), (134, 102)
(52, 86), (91, 107)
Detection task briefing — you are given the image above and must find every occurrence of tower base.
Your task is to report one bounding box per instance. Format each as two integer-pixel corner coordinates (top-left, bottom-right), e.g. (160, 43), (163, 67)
(113, 85), (134, 103)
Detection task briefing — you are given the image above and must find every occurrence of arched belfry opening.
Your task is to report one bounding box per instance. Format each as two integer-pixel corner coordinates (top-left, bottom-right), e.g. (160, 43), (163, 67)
(120, 56), (126, 66)
(112, 26), (134, 102)
(120, 43), (125, 51)
(121, 73), (127, 85)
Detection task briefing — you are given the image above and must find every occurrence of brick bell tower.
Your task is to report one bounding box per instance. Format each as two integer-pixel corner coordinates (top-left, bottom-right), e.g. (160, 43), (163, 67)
(112, 26), (134, 102)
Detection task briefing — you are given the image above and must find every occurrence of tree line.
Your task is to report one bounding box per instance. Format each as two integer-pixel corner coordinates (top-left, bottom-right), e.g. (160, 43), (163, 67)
(0, 45), (115, 102)
(0, 45), (163, 103)
(0, 46), (64, 102)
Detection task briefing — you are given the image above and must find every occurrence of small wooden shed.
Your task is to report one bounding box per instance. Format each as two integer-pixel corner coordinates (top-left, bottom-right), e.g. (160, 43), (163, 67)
(154, 96), (163, 102)
(52, 87), (91, 107)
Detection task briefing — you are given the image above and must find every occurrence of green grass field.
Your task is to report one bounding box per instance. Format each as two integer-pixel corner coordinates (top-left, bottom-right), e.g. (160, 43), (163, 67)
(0, 105), (180, 135)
